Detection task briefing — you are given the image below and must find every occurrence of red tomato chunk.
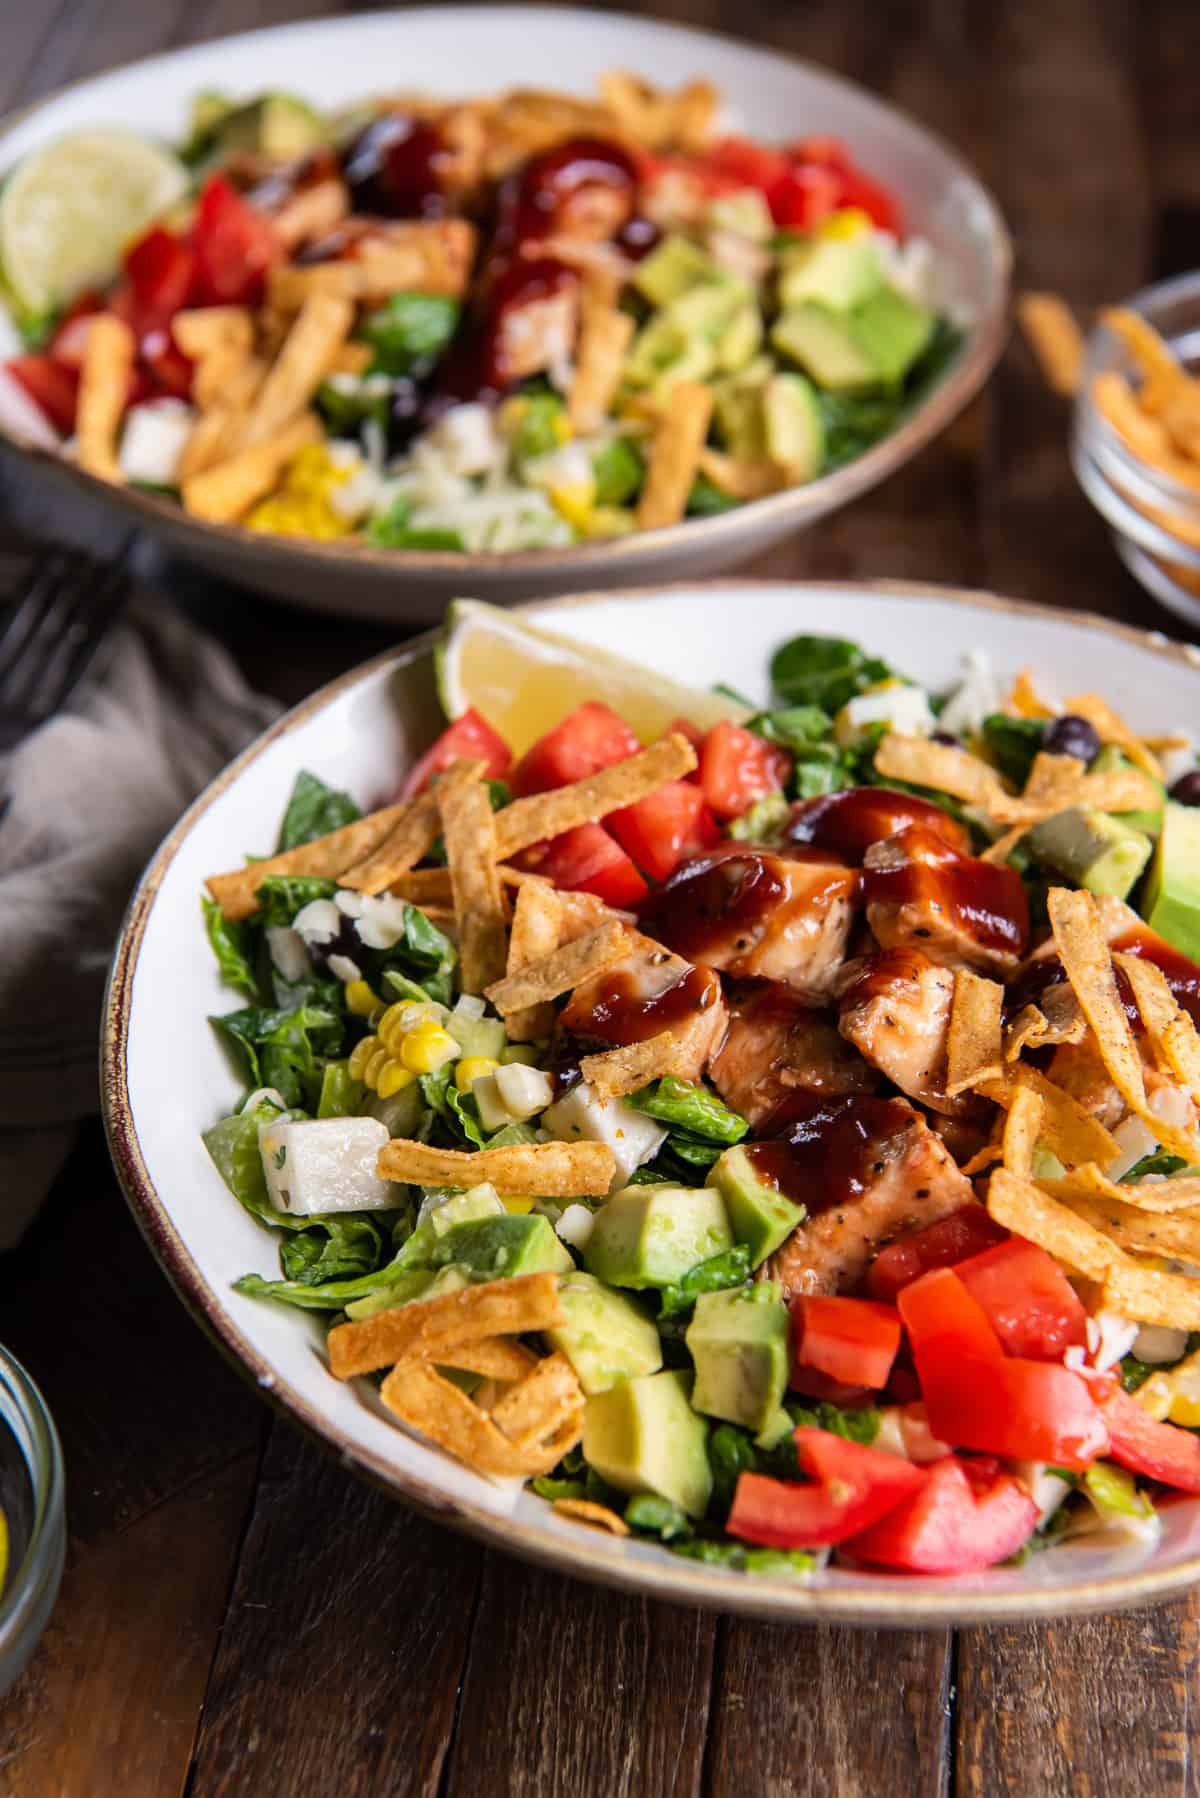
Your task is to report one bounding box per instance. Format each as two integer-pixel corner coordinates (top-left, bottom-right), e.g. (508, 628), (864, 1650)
(955, 1237), (1088, 1362)
(521, 822), (648, 907)
(866, 1206), (1008, 1303)
(1096, 1385), (1200, 1495)
(697, 720), (790, 821)
(791, 1294), (901, 1391)
(608, 780), (720, 882)
(845, 1455), (1038, 1573)
(192, 175), (282, 307)
(510, 702), (640, 796)
(399, 708), (512, 798)
(728, 1427), (924, 1548)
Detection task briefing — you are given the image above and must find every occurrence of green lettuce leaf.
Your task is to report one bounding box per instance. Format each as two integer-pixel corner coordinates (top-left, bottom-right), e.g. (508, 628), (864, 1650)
(203, 897), (262, 1001)
(981, 714), (1045, 787)
(658, 1247), (752, 1321)
(277, 771), (361, 851)
(360, 293), (460, 375)
(378, 905), (458, 1006)
(627, 1076), (748, 1145)
(770, 634), (894, 712)
(211, 1004), (342, 1109)
(255, 874), (338, 928)
(668, 1539), (815, 1576)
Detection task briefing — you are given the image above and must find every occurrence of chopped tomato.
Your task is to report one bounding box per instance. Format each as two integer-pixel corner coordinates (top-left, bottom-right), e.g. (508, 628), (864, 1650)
(608, 779), (720, 882)
(1096, 1386), (1200, 1494)
(191, 175), (282, 307)
(784, 136), (853, 172)
(521, 822), (648, 908)
(899, 1268), (1108, 1471)
(955, 1238), (1088, 1362)
(866, 1206), (1008, 1303)
(701, 135), (789, 195)
(845, 1455), (1038, 1573)
(140, 326), (194, 399)
(787, 1366), (877, 1408)
(399, 708), (512, 799)
(791, 1295), (901, 1391)
(6, 355), (79, 434)
(510, 702), (640, 797)
(47, 292), (105, 368)
(124, 226), (197, 322)
(767, 163), (844, 231)
(728, 1426), (924, 1548)
(837, 166), (903, 235)
(697, 720), (790, 821)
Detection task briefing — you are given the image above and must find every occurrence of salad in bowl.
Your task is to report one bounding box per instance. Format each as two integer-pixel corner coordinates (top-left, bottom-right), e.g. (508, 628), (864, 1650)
(0, 71), (960, 555)
(194, 600), (1200, 1581)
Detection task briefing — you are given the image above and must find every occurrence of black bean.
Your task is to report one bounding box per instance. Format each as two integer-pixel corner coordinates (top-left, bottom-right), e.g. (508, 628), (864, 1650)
(1043, 714), (1101, 762)
(1169, 769), (1200, 807)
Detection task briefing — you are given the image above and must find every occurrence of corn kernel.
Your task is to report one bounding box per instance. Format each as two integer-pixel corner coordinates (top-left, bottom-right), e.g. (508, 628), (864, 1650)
(816, 206), (873, 240)
(548, 483), (595, 532)
(345, 980), (379, 1018)
(455, 1055), (501, 1092)
(399, 1022), (459, 1074)
(377, 1060), (418, 1098)
(364, 1045), (392, 1088)
(348, 1035), (380, 1082)
(501, 1195), (535, 1215)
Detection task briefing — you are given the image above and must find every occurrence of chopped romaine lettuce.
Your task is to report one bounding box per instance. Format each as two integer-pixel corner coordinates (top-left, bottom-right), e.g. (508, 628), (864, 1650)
(627, 1077), (748, 1145)
(592, 436), (645, 505)
(211, 1003), (343, 1109)
(277, 771), (361, 852)
(255, 874), (338, 929)
(770, 634), (895, 713)
(658, 1246), (752, 1320)
(669, 1539), (815, 1576)
(203, 896), (262, 1001)
(624, 1494), (692, 1540)
(981, 714), (1045, 787)
(360, 293), (460, 375)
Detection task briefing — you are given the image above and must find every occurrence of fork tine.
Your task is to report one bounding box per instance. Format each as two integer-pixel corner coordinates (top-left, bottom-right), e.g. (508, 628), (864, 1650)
(0, 551), (73, 673)
(0, 557), (84, 710)
(34, 557), (132, 721)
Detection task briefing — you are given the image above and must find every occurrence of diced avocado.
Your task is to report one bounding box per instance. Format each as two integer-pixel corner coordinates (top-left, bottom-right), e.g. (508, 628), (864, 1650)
(429, 1213), (574, 1279)
(763, 372), (825, 480)
(778, 237), (884, 312)
(582, 1369), (712, 1516)
(1025, 806), (1152, 900)
(717, 301), (764, 373)
(849, 285), (935, 384)
(668, 279), (751, 337)
(1091, 744), (1165, 836)
(754, 1407), (795, 1450)
(394, 1183), (506, 1268)
(707, 189), (775, 242)
(546, 1271), (662, 1394)
(633, 234), (723, 307)
(219, 93), (327, 159)
(624, 315), (716, 391)
(714, 382), (768, 461)
(771, 302), (878, 391)
(707, 1144), (806, 1269)
(1144, 802), (1200, 961)
(583, 1185), (733, 1290)
(446, 1010), (507, 1062)
(687, 1282), (790, 1434)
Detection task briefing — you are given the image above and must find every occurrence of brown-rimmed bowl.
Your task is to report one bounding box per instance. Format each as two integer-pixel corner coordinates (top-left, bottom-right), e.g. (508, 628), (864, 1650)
(102, 578), (1200, 1625)
(0, 7), (1009, 623)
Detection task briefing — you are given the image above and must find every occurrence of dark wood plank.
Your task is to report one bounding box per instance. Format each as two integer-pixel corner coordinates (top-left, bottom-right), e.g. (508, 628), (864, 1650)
(445, 1558), (714, 1798)
(187, 1421), (483, 1798)
(0, 1455), (258, 1798)
(707, 1623), (952, 1798)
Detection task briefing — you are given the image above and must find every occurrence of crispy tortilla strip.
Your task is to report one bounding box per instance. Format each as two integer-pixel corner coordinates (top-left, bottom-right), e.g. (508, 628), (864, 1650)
(1116, 952), (1200, 1094)
(505, 879), (564, 1041)
(637, 380), (714, 529)
(1048, 886), (1146, 1106)
(377, 1136), (615, 1196)
(987, 757), (1160, 828)
(484, 918), (629, 1016)
(569, 305), (635, 434)
(1101, 306), (1184, 413)
(1063, 691), (1163, 781)
(697, 446), (783, 501)
(76, 314), (135, 480)
(172, 307), (254, 360)
(337, 790), (442, 896)
(977, 1067), (1119, 1169)
(987, 1167), (1116, 1278)
(553, 1497), (629, 1535)
(580, 1029), (682, 1099)
(384, 864), (540, 904)
(494, 734), (698, 859)
(182, 411), (321, 524)
(874, 733), (1004, 807)
(238, 293), (355, 451)
(1055, 1161), (1200, 1213)
(1007, 667), (1057, 719)
(207, 800), (410, 921)
(179, 406), (241, 481)
(436, 760), (508, 994)
(1004, 985), (1086, 1060)
(1101, 1262), (1200, 1330)
(1002, 1083), (1043, 1180)
(961, 1137), (1004, 1178)
(380, 1359), (581, 1477)
(489, 1350), (583, 1449)
(1054, 1187), (1200, 1264)
(268, 261), (360, 310)
(1017, 293), (1084, 396)
(271, 174), (350, 252)
(328, 341), (374, 377)
(328, 1272), (563, 1379)
(558, 889), (630, 935)
(437, 1337), (539, 1382)
(945, 970), (1005, 1096)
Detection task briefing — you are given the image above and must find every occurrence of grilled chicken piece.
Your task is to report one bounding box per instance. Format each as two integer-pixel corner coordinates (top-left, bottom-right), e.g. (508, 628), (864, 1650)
(271, 176), (351, 252)
(761, 1094), (976, 1298)
(786, 786), (970, 862)
(709, 982), (875, 1130)
(837, 947), (971, 1117)
(642, 848), (859, 1003)
(560, 932), (726, 1082)
(862, 825), (1029, 977)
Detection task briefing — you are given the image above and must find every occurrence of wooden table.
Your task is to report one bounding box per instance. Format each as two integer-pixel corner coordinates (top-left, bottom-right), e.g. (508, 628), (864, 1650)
(2, 0), (1199, 1791)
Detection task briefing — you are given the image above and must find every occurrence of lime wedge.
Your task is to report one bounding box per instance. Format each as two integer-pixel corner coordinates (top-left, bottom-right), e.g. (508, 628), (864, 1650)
(0, 130), (189, 317)
(437, 599), (749, 756)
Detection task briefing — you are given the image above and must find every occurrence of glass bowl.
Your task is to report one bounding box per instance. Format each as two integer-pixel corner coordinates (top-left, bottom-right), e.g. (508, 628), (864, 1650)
(0, 1345), (65, 1697)
(1072, 269), (1200, 627)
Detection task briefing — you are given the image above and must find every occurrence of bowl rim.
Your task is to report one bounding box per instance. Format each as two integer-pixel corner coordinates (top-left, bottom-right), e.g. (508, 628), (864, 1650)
(101, 576), (1200, 1625)
(0, 1342), (66, 1684)
(0, 3), (1012, 586)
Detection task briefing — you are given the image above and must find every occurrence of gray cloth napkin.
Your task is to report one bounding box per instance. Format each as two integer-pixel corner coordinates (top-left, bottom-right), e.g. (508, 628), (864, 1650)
(0, 589), (278, 1249)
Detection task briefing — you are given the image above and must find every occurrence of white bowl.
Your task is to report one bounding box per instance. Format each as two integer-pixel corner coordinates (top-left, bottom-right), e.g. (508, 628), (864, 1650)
(0, 7), (1009, 623)
(103, 578), (1200, 1624)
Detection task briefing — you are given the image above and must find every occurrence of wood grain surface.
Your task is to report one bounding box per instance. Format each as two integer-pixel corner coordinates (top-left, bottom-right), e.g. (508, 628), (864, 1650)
(1, 3), (1198, 1795)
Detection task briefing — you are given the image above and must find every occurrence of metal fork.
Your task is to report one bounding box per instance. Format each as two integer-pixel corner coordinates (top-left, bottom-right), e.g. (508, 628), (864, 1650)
(0, 544), (133, 752)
